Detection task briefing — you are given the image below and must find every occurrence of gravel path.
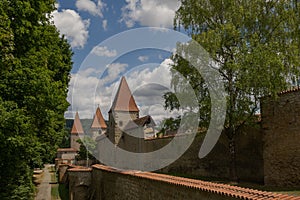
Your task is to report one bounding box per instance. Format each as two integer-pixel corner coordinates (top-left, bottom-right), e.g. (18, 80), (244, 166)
(35, 164), (53, 200)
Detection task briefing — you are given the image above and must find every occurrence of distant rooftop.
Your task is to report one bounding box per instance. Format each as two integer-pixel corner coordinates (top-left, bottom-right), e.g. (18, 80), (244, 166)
(109, 76), (139, 112)
(91, 106), (107, 129)
(70, 112), (84, 134)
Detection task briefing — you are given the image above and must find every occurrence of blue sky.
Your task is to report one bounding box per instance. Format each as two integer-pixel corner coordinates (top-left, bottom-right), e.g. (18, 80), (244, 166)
(52, 0), (187, 121)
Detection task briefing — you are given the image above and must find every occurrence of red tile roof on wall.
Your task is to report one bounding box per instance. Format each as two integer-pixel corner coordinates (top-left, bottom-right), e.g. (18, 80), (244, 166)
(70, 112), (84, 134)
(92, 164), (300, 200)
(67, 166), (92, 172)
(109, 76), (139, 112)
(91, 106), (107, 129)
(57, 148), (77, 152)
(279, 86), (300, 95)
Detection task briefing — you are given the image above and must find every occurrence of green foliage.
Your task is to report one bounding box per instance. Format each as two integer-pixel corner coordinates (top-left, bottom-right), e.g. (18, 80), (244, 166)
(0, 0), (72, 198)
(76, 137), (97, 160)
(169, 0), (300, 130)
(60, 129), (71, 148)
(157, 116), (181, 136)
(166, 0), (300, 180)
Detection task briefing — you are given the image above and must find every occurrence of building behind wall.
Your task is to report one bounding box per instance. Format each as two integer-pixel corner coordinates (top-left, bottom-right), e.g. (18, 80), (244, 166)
(90, 106), (107, 140)
(108, 76), (140, 144)
(56, 111), (85, 166)
(70, 112), (85, 151)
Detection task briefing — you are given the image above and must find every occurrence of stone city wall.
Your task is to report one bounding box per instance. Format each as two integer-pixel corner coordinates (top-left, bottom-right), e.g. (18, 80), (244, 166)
(261, 90), (300, 187)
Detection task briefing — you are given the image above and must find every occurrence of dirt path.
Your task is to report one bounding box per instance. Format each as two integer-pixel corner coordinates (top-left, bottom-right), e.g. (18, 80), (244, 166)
(35, 164), (53, 200)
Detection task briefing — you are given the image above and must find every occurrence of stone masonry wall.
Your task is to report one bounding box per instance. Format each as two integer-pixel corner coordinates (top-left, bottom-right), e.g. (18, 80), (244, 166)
(147, 128), (263, 183)
(261, 90), (300, 187)
(89, 164), (294, 200)
(90, 165), (234, 200)
(68, 168), (92, 200)
(98, 127), (263, 183)
(108, 111), (139, 144)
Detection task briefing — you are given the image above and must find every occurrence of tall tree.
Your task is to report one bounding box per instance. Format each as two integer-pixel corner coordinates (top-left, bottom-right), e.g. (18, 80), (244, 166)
(76, 136), (97, 161)
(165, 0), (300, 181)
(0, 0), (72, 199)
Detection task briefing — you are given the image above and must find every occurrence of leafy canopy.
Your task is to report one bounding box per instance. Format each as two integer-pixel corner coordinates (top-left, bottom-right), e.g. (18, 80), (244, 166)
(165, 0), (300, 181)
(166, 0), (300, 134)
(0, 0), (72, 199)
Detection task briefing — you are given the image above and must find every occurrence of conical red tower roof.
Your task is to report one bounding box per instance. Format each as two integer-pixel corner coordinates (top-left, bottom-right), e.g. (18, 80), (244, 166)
(109, 76), (139, 112)
(91, 106), (107, 129)
(71, 112), (84, 134)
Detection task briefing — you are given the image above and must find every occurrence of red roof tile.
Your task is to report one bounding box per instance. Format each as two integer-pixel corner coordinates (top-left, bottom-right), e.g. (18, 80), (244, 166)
(279, 86), (300, 95)
(70, 112), (84, 134)
(109, 76), (139, 112)
(57, 148), (77, 152)
(92, 164), (299, 200)
(91, 106), (107, 129)
(67, 167), (92, 172)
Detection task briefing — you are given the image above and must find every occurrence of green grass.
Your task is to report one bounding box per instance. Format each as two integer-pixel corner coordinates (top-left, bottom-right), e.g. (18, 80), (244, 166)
(50, 168), (60, 200)
(58, 184), (69, 200)
(48, 166), (56, 173)
(49, 166), (69, 200)
(51, 185), (59, 200)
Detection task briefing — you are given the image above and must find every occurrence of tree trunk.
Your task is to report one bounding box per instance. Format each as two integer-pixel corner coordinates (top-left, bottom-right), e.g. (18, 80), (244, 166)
(229, 138), (238, 182)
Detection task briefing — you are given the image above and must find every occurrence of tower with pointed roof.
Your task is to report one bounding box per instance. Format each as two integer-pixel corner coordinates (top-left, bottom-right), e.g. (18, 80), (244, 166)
(90, 105), (107, 139)
(71, 111), (84, 151)
(108, 76), (139, 144)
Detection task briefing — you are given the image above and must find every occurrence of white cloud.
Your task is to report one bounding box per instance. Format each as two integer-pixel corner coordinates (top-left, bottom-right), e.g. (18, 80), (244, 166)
(66, 62), (128, 119)
(102, 19), (108, 30)
(76, 0), (105, 17)
(67, 69), (101, 119)
(121, 0), (181, 28)
(66, 59), (180, 123)
(138, 56), (149, 62)
(125, 59), (178, 122)
(52, 9), (90, 48)
(91, 46), (117, 57)
(54, 2), (59, 9)
(101, 63), (129, 84)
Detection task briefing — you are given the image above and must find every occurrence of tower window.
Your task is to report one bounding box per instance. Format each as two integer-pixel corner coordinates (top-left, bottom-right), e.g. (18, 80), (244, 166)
(119, 121), (123, 127)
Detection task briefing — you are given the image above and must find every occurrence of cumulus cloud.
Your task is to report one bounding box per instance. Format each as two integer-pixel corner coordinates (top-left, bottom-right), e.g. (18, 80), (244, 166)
(121, 0), (181, 28)
(101, 63), (129, 84)
(66, 62), (129, 119)
(102, 19), (108, 30)
(125, 59), (179, 122)
(138, 56), (149, 62)
(66, 68), (101, 118)
(54, 2), (59, 9)
(52, 9), (90, 48)
(91, 46), (117, 57)
(66, 59), (180, 123)
(76, 0), (105, 17)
